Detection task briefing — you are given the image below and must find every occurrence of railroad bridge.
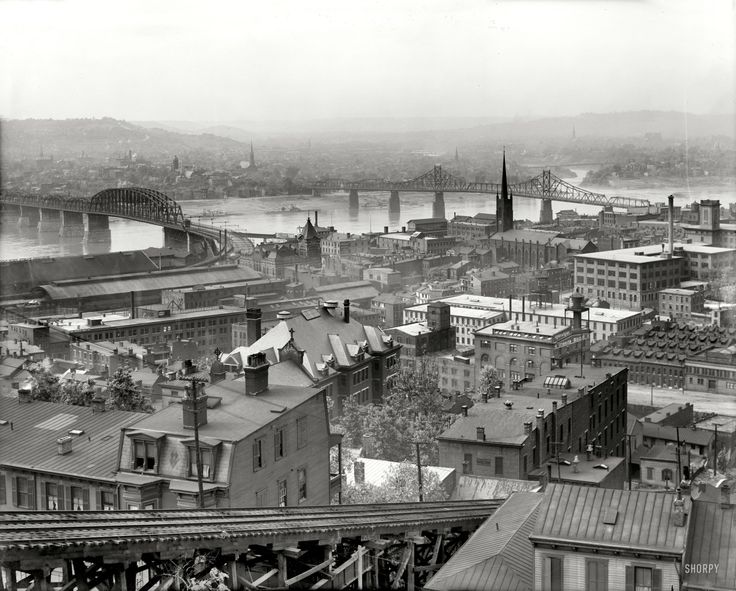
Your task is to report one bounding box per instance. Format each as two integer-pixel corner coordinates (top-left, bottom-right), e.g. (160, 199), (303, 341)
(0, 188), (230, 255)
(0, 500), (502, 591)
(306, 166), (650, 222)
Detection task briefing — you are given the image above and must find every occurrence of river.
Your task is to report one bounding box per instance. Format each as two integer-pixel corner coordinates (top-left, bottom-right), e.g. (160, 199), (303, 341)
(1, 168), (735, 260)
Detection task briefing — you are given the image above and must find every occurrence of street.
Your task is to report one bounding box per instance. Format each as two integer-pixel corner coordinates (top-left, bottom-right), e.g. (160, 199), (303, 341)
(627, 382), (736, 416)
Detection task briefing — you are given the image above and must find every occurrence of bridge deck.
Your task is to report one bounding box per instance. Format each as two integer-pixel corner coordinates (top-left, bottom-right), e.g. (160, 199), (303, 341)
(0, 500), (502, 563)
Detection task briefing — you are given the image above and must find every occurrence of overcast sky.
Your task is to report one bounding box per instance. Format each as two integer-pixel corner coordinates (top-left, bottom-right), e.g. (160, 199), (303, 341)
(1, 0), (734, 122)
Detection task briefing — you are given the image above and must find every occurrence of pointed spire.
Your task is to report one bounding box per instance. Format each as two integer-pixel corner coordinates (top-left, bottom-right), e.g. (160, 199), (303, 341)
(249, 141), (256, 168)
(501, 149), (508, 201)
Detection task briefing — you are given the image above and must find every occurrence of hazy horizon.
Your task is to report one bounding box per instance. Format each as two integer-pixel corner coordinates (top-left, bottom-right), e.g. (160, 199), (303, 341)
(1, 0), (734, 122)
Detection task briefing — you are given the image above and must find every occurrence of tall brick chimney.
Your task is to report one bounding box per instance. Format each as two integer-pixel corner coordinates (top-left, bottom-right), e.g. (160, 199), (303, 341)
(246, 308), (262, 346)
(183, 382), (208, 430)
(244, 352), (269, 395)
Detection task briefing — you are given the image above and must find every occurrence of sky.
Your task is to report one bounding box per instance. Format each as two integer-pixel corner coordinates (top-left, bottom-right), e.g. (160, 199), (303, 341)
(1, 0), (734, 122)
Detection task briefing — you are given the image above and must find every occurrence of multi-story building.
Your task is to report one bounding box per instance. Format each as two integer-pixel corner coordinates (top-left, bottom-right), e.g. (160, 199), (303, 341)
(161, 278), (285, 311)
(320, 232), (371, 257)
(467, 268), (515, 298)
(574, 242), (736, 311)
(474, 319), (589, 389)
(70, 339), (146, 375)
(686, 344), (736, 392)
(438, 366), (628, 483)
(0, 397), (148, 511)
(406, 218), (448, 236)
(530, 484), (688, 591)
(682, 198), (736, 248)
(115, 355), (334, 509)
(223, 300), (400, 414)
(371, 293), (409, 327)
(489, 228), (596, 271)
(407, 294), (644, 345)
(377, 232), (457, 257)
(404, 303), (504, 348)
(658, 287), (705, 321)
(362, 267), (403, 291)
(384, 302), (456, 369)
(447, 213), (497, 246)
(54, 306), (248, 358)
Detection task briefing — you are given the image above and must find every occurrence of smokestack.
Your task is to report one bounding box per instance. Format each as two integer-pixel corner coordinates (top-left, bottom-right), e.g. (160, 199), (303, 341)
(314, 211), (318, 227)
(509, 294), (513, 321)
(668, 194), (674, 258)
(130, 291), (136, 319)
(246, 308), (262, 346)
(522, 295), (526, 322)
(343, 299), (350, 323)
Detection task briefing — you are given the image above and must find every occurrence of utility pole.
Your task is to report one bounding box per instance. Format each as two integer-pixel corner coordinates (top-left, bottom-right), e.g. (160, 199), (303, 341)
(675, 427), (682, 485)
(713, 423), (720, 477)
(415, 442), (424, 502)
(551, 441), (565, 482)
(625, 433), (633, 491)
(184, 377), (206, 509)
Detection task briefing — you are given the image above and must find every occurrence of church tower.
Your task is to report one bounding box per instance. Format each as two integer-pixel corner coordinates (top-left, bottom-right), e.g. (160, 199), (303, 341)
(495, 151), (514, 233)
(249, 141), (257, 170)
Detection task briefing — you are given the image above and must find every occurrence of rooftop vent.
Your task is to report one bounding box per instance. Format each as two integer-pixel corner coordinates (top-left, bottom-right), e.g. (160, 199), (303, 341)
(276, 310), (292, 320)
(322, 300), (338, 309)
(504, 400), (513, 409)
(57, 435), (73, 455)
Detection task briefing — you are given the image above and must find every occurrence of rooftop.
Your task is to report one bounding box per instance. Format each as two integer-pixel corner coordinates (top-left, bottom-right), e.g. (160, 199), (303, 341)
(450, 475), (541, 501)
(425, 491), (542, 591)
(477, 319), (570, 339)
(575, 242), (736, 264)
(0, 398), (147, 481)
(541, 452), (626, 485)
(532, 483), (689, 555)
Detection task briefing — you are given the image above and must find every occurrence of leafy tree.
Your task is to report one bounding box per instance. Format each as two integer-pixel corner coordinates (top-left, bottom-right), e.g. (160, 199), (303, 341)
(58, 379), (96, 406)
(27, 367), (60, 402)
(342, 462), (448, 504)
(336, 360), (453, 465)
(107, 367), (154, 413)
(477, 365), (504, 401)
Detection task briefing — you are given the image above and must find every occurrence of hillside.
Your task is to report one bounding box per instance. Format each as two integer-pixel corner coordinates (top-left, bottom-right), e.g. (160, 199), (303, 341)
(0, 118), (250, 161)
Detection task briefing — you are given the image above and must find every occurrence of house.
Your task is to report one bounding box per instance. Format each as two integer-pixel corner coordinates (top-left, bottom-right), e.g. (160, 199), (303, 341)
(639, 442), (706, 489)
(0, 397), (148, 511)
(425, 491), (543, 591)
(222, 300), (401, 414)
(531, 483), (689, 591)
(115, 352), (334, 509)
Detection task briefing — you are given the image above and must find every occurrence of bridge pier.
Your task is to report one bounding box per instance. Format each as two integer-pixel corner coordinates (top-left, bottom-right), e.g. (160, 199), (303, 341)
(389, 190), (400, 213)
(59, 211), (86, 238)
(349, 189), (359, 209)
(432, 191), (445, 219)
(164, 226), (191, 252)
(37, 208), (61, 233)
(17, 206), (40, 231)
(540, 198), (554, 225)
(84, 213), (111, 246)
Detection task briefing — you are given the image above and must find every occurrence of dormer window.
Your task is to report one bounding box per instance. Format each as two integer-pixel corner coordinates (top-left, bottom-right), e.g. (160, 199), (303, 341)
(182, 438), (221, 481)
(127, 431), (165, 474)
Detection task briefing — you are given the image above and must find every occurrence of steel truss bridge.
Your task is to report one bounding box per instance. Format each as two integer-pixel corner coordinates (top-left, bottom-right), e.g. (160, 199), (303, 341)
(308, 166), (650, 209)
(0, 499), (502, 591)
(0, 188), (258, 257)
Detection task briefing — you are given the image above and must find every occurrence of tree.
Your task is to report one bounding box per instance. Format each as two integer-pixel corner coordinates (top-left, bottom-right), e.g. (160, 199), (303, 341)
(107, 367), (154, 413)
(477, 365), (504, 401)
(58, 379), (95, 406)
(27, 367), (60, 402)
(342, 462), (448, 504)
(335, 360), (453, 465)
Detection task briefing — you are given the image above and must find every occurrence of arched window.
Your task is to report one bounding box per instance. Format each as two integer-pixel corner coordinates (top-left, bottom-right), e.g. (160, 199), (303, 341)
(510, 357), (517, 366)
(480, 354), (489, 366)
(661, 468), (673, 483)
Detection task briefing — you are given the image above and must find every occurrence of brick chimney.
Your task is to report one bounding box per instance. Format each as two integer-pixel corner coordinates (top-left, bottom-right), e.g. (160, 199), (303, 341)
(244, 352), (269, 395)
(343, 299), (350, 323)
(721, 483), (732, 510)
(183, 383), (208, 430)
(673, 488), (686, 526)
(523, 421), (533, 435)
(246, 308), (262, 346)
(536, 409), (545, 463)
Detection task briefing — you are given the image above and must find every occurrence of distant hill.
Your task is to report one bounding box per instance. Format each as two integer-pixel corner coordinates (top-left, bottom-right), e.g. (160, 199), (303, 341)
(0, 117), (250, 160)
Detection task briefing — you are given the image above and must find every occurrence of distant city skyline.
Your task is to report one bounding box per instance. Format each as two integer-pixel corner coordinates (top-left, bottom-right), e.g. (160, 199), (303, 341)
(1, 0), (734, 122)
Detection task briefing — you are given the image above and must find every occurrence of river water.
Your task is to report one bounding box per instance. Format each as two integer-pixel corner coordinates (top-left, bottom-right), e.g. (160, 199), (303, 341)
(1, 168), (735, 261)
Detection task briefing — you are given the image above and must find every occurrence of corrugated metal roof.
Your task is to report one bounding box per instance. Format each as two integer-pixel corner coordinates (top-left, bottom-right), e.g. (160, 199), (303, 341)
(40, 266), (262, 300)
(683, 490), (736, 591)
(0, 398), (147, 481)
(425, 492), (542, 591)
(450, 475), (541, 500)
(531, 483), (689, 555)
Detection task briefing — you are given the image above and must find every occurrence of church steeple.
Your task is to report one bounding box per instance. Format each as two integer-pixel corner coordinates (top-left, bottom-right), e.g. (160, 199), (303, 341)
(501, 150), (508, 201)
(249, 141), (257, 169)
(496, 150), (514, 233)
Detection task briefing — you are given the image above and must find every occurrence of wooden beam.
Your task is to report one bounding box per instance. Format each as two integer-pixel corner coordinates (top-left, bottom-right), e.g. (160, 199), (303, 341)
(390, 546), (411, 590)
(430, 534), (443, 566)
(1, 568), (17, 591)
(277, 554), (287, 588)
(250, 568), (279, 588)
(308, 578), (329, 590)
(412, 564), (445, 573)
(283, 559), (332, 587)
(356, 547), (363, 591)
(406, 543), (415, 591)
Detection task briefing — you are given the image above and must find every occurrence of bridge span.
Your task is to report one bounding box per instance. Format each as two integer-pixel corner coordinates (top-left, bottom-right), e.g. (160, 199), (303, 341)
(0, 499), (502, 590)
(306, 166), (650, 221)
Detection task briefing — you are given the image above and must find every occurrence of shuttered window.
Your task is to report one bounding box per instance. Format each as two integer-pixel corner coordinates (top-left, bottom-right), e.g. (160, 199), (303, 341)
(625, 566), (661, 591)
(12, 476), (35, 509)
(586, 559), (608, 591)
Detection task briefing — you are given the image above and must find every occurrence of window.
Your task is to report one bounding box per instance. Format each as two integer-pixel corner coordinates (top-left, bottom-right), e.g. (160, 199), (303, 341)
(12, 476), (34, 509)
(133, 440), (158, 472)
(278, 479), (287, 507)
(626, 566), (661, 591)
(255, 489), (267, 507)
(509, 344), (518, 352)
(253, 438), (264, 471)
(463, 453), (473, 474)
(45, 482), (60, 510)
(190, 447), (215, 479)
(99, 490), (115, 511)
(646, 467), (654, 480)
(0, 472), (5, 505)
(546, 556), (563, 591)
(297, 468), (307, 502)
(297, 417), (308, 449)
(586, 559), (608, 591)
(274, 427), (285, 460)
(661, 468), (673, 483)
(70, 486), (89, 510)
(494, 457), (504, 476)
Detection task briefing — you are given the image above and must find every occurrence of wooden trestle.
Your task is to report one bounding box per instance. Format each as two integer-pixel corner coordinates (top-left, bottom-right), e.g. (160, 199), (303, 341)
(0, 500), (502, 590)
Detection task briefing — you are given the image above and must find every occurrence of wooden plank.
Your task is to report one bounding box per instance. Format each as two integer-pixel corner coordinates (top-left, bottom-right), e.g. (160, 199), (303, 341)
(283, 559), (332, 588)
(406, 543), (415, 591)
(251, 569), (279, 587)
(1, 568), (17, 591)
(412, 564), (444, 573)
(390, 547), (411, 590)
(356, 546), (363, 591)
(429, 535), (443, 566)
(236, 577), (258, 591)
(308, 578), (329, 590)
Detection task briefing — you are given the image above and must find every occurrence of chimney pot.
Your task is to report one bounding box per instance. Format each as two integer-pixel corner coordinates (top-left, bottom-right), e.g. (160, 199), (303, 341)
(461, 405), (468, 417)
(552, 401), (558, 411)
(523, 421), (533, 435)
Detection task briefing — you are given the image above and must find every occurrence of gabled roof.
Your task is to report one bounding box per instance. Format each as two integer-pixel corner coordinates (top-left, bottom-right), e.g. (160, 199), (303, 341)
(425, 492), (542, 591)
(532, 483), (689, 555)
(300, 217), (319, 240)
